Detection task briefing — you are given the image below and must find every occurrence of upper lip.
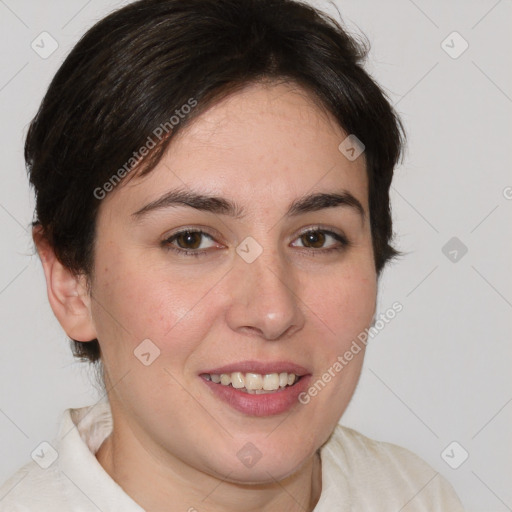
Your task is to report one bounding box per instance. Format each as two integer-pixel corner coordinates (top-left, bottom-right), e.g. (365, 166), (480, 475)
(200, 360), (311, 377)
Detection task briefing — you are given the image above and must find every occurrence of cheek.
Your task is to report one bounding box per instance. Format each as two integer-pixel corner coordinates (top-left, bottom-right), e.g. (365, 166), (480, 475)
(90, 255), (223, 359)
(305, 267), (377, 345)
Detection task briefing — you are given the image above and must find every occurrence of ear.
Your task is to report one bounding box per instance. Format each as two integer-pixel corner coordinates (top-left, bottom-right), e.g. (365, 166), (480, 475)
(33, 226), (97, 342)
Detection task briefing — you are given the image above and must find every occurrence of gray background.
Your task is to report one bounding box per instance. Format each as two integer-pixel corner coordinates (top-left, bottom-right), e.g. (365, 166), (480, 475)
(0, 1), (511, 510)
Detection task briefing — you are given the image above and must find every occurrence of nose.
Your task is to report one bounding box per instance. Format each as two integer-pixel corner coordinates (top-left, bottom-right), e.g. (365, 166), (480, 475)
(225, 243), (305, 341)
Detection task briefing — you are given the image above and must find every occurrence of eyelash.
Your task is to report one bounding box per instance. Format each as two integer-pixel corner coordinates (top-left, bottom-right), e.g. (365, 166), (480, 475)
(161, 227), (351, 258)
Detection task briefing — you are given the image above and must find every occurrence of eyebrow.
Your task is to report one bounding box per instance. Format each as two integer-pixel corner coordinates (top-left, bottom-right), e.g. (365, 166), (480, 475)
(131, 187), (365, 222)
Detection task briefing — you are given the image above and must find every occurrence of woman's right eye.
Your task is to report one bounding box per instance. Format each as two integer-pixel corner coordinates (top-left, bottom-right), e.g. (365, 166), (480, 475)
(162, 229), (218, 257)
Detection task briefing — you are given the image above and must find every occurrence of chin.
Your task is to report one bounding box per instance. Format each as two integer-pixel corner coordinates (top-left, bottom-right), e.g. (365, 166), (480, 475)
(204, 439), (316, 485)
(221, 461), (306, 486)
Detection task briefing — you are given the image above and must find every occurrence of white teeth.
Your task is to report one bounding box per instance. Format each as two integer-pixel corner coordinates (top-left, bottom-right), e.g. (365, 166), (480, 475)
(231, 372), (244, 389)
(245, 373), (263, 390)
(263, 373), (280, 391)
(204, 371), (299, 392)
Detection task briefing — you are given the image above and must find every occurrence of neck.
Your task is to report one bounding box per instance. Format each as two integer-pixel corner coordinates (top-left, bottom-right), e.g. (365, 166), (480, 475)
(96, 421), (322, 512)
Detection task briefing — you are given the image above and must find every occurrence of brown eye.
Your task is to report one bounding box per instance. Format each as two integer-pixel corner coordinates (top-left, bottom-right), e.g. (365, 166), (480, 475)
(300, 231), (326, 249)
(291, 228), (349, 254)
(174, 231), (203, 249)
(163, 229), (217, 257)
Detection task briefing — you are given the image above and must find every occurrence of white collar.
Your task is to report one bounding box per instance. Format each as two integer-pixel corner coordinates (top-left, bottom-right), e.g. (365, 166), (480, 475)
(56, 399), (144, 511)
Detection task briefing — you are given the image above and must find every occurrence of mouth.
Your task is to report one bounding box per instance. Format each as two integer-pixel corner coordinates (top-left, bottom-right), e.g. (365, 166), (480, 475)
(200, 371), (302, 394)
(198, 361), (311, 416)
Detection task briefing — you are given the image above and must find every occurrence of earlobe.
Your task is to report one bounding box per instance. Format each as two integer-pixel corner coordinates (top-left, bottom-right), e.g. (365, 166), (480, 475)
(33, 226), (97, 343)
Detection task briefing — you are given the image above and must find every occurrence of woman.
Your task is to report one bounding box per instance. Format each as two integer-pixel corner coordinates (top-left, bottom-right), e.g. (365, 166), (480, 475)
(0, 0), (464, 510)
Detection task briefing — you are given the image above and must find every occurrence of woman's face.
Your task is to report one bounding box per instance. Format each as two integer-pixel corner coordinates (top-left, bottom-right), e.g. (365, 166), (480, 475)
(88, 81), (377, 483)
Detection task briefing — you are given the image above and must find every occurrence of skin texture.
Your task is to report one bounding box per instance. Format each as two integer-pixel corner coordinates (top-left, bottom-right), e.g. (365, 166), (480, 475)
(35, 81), (377, 512)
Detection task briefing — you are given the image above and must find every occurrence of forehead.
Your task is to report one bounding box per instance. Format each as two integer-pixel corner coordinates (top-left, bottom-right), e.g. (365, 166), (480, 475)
(103, 81), (368, 218)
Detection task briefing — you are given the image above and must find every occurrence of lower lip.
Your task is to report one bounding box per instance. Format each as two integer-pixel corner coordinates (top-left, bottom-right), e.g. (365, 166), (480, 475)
(200, 376), (312, 417)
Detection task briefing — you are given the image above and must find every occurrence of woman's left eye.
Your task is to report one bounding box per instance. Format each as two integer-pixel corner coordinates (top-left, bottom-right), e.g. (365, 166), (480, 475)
(291, 229), (349, 253)
(162, 228), (349, 258)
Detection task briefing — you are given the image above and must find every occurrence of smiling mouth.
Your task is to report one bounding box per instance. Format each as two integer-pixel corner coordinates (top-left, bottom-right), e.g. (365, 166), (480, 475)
(200, 371), (301, 394)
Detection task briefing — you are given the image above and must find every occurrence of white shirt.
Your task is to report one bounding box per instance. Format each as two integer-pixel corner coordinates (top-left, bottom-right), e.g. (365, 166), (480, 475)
(0, 399), (465, 511)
